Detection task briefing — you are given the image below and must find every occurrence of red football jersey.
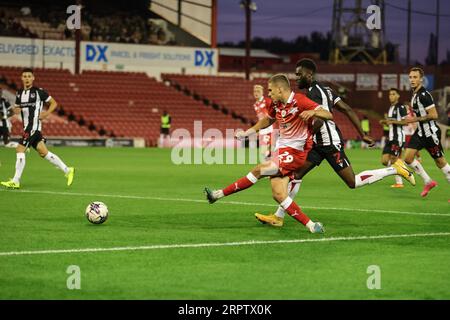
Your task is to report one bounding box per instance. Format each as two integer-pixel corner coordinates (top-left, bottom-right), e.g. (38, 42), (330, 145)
(253, 96), (272, 121)
(266, 91), (319, 151)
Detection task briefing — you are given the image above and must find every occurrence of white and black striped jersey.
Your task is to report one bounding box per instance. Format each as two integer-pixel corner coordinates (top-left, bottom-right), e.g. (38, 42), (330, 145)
(0, 97), (12, 128)
(15, 87), (51, 133)
(307, 81), (343, 147)
(387, 103), (407, 144)
(411, 87), (439, 138)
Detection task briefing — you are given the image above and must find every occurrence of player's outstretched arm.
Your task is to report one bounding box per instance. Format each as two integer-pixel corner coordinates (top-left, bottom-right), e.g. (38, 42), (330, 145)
(13, 106), (21, 115)
(335, 100), (375, 146)
(299, 107), (333, 121)
(335, 100), (365, 137)
(235, 116), (275, 140)
(381, 119), (409, 126)
(406, 106), (438, 123)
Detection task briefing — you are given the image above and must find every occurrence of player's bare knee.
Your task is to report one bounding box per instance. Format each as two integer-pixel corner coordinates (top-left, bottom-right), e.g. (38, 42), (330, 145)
(272, 193), (285, 203)
(271, 190), (286, 203)
(435, 157), (447, 169)
(16, 145), (26, 153)
(404, 152), (415, 164)
(251, 166), (261, 178)
(38, 150), (48, 158)
(404, 156), (413, 164)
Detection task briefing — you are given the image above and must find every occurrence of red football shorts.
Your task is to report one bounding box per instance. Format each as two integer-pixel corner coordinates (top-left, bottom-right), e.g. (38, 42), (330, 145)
(276, 144), (312, 177)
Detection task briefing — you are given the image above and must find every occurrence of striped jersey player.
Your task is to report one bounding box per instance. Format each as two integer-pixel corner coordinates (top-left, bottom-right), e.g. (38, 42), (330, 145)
(1, 68), (75, 189)
(403, 67), (450, 198)
(379, 88), (408, 188)
(0, 89), (13, 145)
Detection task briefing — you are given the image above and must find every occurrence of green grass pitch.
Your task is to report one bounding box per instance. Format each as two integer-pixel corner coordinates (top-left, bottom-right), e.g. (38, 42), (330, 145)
(0, 146), (449, 299)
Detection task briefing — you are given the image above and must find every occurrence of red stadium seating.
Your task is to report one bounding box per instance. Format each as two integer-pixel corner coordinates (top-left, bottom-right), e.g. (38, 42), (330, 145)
(0, 67), (246, 145)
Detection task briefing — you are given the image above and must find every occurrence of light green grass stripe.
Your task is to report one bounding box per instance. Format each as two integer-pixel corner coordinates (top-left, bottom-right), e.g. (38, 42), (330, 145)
(1, 189), (448, 217)
(1, 232), (450, 257)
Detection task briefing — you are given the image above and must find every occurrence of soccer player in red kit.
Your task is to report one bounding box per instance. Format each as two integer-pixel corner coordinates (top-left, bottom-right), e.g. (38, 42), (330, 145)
(253, 85), (275, 160)
(204, 74), (333, 233)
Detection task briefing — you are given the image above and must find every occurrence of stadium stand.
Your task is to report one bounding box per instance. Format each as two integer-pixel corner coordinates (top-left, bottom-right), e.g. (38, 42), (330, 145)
(0, 67), (245, 145)
(0, 6), (36, 38)
(0, 4), (174, 44)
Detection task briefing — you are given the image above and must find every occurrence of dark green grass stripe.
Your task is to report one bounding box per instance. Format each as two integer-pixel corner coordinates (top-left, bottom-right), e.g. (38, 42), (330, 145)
(1, 189), (448, 217)
(1, 232), (450, 257)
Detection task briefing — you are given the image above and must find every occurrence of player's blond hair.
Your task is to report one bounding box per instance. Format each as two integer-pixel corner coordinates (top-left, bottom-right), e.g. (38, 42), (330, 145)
(268, 74), (291, 90)
(253, 85), (264, 91)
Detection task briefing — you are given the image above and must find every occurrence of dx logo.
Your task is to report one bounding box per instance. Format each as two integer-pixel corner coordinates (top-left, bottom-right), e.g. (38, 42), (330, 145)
(86, 44), (108, 62)
(195, 50), (214, 67)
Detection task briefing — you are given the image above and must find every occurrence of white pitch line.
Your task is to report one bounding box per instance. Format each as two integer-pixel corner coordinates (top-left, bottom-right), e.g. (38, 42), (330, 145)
(1, 232), (450, 257)
(0, 189), (448, 217)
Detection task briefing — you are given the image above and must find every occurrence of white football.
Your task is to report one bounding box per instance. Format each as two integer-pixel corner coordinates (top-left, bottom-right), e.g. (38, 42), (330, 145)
(85, 201), (109, 224)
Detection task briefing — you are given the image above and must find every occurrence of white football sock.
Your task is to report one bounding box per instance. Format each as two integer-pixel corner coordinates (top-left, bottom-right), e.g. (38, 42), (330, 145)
(355, 167), (397, 188)
(306, 220), (315, 230)
(441, 164), (450, 183)
(409, 159), (432, 184)
(213, 190), (224, 199)
(246, 172), (258, 183)
(275, 180), (302, 219)
(44, 151), (69, 174)
(13, 152), (26, 184)
(394, 175), (403, 185)
(274, 206), (285, 218)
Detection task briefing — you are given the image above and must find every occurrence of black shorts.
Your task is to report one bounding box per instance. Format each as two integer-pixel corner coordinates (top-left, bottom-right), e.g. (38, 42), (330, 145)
(382, 140), (403, 157)
(0, 127), (9, 136)
(19, 131), (45, 149)
(405, 129), (444, 159)
(160, 127), (170, 135)
(307, 144), (351, 172)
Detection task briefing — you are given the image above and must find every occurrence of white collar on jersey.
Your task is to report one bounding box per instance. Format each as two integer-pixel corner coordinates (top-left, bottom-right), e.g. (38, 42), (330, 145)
(287, 91), (295, 104)
(258, 96), (264, 102)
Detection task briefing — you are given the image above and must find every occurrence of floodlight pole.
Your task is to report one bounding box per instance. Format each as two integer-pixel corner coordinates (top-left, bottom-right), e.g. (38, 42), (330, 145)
(244, 0), (251, 80)
(406, 0), (411, 66)
(435, 0), (440, 66)
(75, 0), (81, 75)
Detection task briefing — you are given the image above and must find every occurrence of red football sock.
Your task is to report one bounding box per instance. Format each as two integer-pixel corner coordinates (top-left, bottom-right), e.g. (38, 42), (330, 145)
(222, 173), (258, 196)
(280, 197), (310, 226)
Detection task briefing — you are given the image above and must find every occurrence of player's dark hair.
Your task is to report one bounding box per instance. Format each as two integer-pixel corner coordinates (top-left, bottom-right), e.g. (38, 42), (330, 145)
(22, 68), (34, 74)
(296, 58), (317, 74)
(409, 67), (424, 77)
(389, 88), (400, 94)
